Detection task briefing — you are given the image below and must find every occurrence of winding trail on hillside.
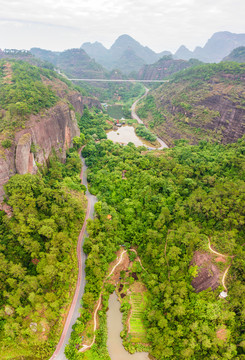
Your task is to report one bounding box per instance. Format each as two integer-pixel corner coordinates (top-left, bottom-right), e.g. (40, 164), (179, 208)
(49, 156), (97, 360)
(131, 87), (168, 149)
(208, 238), (232, 293)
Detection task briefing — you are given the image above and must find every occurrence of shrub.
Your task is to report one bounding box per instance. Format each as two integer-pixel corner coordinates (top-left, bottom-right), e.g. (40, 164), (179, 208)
(1, 139), (12, 148)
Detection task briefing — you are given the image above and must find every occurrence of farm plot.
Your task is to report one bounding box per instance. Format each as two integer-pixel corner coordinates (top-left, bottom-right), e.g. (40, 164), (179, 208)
(129, 293), (148, 343)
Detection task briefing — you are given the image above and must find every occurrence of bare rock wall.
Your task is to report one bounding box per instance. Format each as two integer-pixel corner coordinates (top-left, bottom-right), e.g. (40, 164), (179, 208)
(0, 101), (81, 200)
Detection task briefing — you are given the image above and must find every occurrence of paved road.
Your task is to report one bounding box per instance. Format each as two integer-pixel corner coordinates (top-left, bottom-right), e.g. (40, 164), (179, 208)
(131, 87), (168, 149)
(49, 157), (97, 360)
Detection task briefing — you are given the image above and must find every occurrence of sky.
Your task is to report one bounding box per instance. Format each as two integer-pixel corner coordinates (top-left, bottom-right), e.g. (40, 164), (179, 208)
(0, 0), (245, 53)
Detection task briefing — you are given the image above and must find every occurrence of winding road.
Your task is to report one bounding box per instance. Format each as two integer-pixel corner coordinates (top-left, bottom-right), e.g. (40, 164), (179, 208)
(49, 157), (97, 360)
(131, 87), (168, 149)
(49, 86), (166, 359)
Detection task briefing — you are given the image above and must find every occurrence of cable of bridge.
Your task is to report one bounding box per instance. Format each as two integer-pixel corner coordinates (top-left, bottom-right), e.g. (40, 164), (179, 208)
(66, 78), (169, 83)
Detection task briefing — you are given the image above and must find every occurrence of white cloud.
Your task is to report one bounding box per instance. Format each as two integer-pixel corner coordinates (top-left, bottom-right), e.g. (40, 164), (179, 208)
(0, 0), (244, 52)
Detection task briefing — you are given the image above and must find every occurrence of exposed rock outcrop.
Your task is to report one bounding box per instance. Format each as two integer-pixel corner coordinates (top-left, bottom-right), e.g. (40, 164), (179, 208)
(137, 64), (245, 145)
(0, 62), (102, 202)
(191, 251), (221, 293)
(15, 133), (32, 175)
(137, 56), (201, 80)
(0, 99), (94, 200)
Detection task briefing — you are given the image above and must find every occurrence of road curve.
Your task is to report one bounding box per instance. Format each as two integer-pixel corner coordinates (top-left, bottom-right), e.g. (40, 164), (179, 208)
(49, 157), (97, 360)
(131, 87), (168, 150)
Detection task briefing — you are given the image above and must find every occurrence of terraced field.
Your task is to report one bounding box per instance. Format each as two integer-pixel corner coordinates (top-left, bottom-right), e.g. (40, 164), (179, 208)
(129, 293), (148, 343)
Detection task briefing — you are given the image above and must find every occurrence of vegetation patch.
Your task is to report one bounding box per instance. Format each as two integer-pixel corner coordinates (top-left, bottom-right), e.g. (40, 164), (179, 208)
(77, 107), (112, 141)
(72, 136), (245, 360)
(129, 291), (148, 343)
(107, 105), (125, 119)
(0, 149), (86, 359)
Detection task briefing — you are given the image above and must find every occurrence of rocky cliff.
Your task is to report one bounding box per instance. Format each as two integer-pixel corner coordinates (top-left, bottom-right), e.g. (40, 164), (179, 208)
(137, 63), (245, 146)
(137, 56), (201, 80)
(0, 60), (101, 201)
(0, 102), (80, 200)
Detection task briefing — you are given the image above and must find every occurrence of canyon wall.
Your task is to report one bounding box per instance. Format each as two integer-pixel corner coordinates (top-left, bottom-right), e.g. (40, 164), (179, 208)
(0, 96), (100, 201)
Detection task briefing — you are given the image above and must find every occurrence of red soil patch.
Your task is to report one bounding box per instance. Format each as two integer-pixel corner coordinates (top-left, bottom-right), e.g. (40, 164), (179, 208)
(216, 328), (227, 341)
(0, 203), (13, 217)
(215, 256), (226, 263)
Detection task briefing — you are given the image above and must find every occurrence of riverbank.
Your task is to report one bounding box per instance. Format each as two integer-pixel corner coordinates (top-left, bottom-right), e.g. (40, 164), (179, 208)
(131, 87), (168, 149)
(78, 247), (151, 358)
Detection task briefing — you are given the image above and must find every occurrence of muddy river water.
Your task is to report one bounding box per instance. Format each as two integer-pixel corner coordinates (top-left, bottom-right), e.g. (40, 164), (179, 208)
(107, 125), (157, 148)
(107, 292), (149, 360)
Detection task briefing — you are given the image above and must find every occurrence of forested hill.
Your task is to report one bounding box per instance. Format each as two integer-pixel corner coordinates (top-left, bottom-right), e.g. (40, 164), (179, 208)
(137, 62), (245, 146)
(30, 47), (108, 79)
(66, 138), (245, 360)
(223, 46), (245, 63)
(0, 49), (54, 69)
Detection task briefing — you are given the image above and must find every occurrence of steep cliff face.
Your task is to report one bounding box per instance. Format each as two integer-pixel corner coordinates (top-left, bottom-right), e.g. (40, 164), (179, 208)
(0, 60), (101, 201)
(0, 101), (80, 200)
(137, 56), (201, 80)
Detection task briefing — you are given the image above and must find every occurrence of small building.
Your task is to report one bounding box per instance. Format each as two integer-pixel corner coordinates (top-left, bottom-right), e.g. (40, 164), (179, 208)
(219, 291), (228, 299)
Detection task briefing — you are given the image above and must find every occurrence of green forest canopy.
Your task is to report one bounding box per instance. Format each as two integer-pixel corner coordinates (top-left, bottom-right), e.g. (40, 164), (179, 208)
(67, 137), (245, 360)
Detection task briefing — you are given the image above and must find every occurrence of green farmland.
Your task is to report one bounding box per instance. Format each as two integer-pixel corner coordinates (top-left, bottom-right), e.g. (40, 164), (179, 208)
(129, 293), (148, 343)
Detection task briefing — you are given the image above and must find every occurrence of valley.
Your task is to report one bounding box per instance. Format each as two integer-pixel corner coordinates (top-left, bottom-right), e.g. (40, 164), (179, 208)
(0, 48), (244, 360)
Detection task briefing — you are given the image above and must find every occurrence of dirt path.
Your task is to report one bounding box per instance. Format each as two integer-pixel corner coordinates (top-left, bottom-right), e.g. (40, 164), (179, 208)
(3, 62), (13, 84)
(130, 249), (146, 271)
(108, 250), (128, 277)
(79, 249), (128, 353)
(208, 238), (231, 293)
(79, 248), (145, 353)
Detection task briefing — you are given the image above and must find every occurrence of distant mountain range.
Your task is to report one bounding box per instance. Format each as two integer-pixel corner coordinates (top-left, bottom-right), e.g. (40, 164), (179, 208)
(2, 31), (244, 79)
(174, 32), (245, 62)
(81, 34), (171, 74)
(82, 32), (245, 74)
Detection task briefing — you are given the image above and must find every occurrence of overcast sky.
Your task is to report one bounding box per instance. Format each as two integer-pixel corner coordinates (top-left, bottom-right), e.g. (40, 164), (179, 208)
(0, 0), (244, 53)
